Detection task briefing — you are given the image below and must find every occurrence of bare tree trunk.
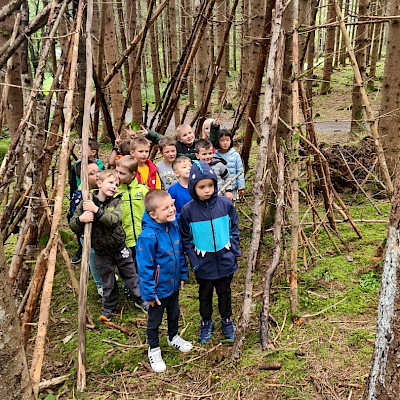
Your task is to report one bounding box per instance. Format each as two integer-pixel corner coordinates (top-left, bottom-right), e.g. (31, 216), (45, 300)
(239, 0), (250, 96)
(369, 0), (383, 81)
(363, 162), (400, 399)
(149, 0), (161, 106)
(320, 0), (336, 94)
(0, 240), (34, 400)
(339, 0), (349, 65)
(232, 0), (286, 359)
(378, 0), (400, 175)
(216, 0), (227, 103)
(350, 0), (369, 133)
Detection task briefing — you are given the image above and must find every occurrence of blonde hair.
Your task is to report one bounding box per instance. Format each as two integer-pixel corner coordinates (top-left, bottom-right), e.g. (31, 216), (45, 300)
(172, 156), (192, 172)
(159, 136), (177, 152)
(202, 118), (214, 138)
(175, 124), (192, 140)
(130, 136), (150, 151)
(97, 169), (120, 183)
(116, 155), (138, 173)
(144, 189), (171, 213)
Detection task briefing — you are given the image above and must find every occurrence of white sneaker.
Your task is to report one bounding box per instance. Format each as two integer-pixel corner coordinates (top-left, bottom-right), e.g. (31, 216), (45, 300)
(97, 287), (103, 297)
(148, 347), (166, 373)
(167, 335), (193, 353)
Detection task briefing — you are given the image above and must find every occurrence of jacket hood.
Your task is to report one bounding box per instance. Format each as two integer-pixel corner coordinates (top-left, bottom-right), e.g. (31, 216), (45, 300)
(188, 160), (218, 202)
(141, 210), (178, 232)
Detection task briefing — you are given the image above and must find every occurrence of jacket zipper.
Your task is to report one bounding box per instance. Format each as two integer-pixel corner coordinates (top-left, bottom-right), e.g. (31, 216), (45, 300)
(207, 202), (221, 276)
(166, 225), (178, 292)
(127, 184), (137, 242)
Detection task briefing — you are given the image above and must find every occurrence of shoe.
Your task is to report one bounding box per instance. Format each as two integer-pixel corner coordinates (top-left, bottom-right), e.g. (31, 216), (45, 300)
(99, 309), (113, 322)
(168, 335), (192, 353)
(71, 247), (82, 264)
(134, 300), (149, 313)
(221, 317), (235, 340)
(148, 347), (166, 373)
(199, 319), (214, 344)
(97, 287), (103, 297)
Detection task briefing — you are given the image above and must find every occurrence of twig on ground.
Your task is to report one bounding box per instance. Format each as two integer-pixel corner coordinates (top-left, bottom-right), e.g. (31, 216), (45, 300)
(166, 389), (223, 398)
(102, 339), (146, 348)
(102, 320), (135, 336)
(301, 297), (347, 319)
(171, 343), (222, 368)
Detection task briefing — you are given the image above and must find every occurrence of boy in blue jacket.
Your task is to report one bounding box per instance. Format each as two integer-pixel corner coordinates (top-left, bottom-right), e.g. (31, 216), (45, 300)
(136, 190), (192, 373)
(179, 161), (241, 344)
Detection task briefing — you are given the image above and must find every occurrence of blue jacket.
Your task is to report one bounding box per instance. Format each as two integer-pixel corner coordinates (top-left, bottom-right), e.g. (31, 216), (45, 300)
(179, 161), (241, 280)
(214, 148), (245, 191)
(136, 211), (188, 302)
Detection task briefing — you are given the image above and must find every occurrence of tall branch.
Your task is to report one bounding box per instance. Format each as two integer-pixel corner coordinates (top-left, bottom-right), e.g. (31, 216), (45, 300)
(0, 0), (25, 23)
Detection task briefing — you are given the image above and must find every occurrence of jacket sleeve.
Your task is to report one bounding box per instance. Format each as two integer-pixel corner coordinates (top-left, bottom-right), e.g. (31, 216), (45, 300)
(180, 239), (189, 281)
(209, 122), (220, 147)
(228, 202), (242, 258)
(69, 162), (78, 199)
(178, 207), (200, 270)
(95, 199), (123, 227)
(136, 232), (157, 302)
(235, 153), (245, 190)
(220, 164), (232, 192)
(69, 202), (85, 234)
(146, 129), (163, 144)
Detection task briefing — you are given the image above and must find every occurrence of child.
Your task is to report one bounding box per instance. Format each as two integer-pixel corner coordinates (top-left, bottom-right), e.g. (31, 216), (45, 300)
(70, 138), (104, 263)
(214, 130), (245, 200)
(156, 136), (178, 190)
(69, 170), (147, 320)
(136, 190), (192, 373)
(168, 156), (192, 216)
(175, 124), (197, 160)
(130, 136), (161, 189)
(109, 138), (132, 167)
(115, 156), (148, 258)
(179, 161), (241, 343)
(195, 139), (233, 200)
(67, 160), (103, 296)
(202, 118), (214, 140)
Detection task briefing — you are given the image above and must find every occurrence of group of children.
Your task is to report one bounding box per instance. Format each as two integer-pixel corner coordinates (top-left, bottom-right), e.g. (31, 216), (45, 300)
(68, 120), (244, 373)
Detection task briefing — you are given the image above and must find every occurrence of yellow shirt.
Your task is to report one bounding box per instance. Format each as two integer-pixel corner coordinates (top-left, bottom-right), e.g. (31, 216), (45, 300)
(137, 164), (161, 189)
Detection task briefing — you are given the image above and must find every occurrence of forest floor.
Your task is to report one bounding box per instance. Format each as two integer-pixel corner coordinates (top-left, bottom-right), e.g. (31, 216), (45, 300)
(9, 62), (390, 400)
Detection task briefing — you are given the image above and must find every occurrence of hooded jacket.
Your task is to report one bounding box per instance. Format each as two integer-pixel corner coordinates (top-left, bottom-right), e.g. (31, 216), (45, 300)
(116, 178), (149, 247)
(69, 191), (126, 255)
(179, 161), (241, 280)
(214, 148), (245, 191)
(136, 212), (188, 302)
(209, 156), (232, 194)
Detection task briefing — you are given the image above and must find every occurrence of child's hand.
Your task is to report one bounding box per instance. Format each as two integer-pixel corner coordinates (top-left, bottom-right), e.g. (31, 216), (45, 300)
(225, 191), (233, 200)
(126, 125), (137, 139)
(79, 211), (94, 223)
(180, 281), (185, 290)
(213, 117), (221, 126)
(137, 125), (148, 137)
(83, 200), (99, 213)
(238, 189), (244, 198)
(114, 132), (122, 147)
(147, 298), (161, 307)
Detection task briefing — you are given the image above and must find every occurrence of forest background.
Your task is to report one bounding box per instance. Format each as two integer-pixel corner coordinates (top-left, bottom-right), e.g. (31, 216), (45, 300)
(1, 0), (400, 399)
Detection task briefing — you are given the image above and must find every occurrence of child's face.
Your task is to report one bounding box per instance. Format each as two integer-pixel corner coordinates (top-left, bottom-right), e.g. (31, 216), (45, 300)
(97, 176), (119, 198)
(79, 144), (96, 158)
(87, 163), (101, 189)
(149, 195), (176, 223)
(219, 135), (231, 151)
(178, 126), (195, 146)
(196, 147), (213, 164)
(161, 145), (177, 164)
(174, 160), (192, 180)
(130, 144), (150, 165)
(203, 120), (211, 139)
(116, 166), (135, 185)
(195, 178), (215, 201)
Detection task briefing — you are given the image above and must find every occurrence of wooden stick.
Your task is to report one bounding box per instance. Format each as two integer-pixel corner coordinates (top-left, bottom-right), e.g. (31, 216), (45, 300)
(218, 170), (244, 195)
(333, 0), (393, 195)
(77, 0), (94, 391)
(171, 343), (222, 368)
(38, 374), (71, 391)
(102, 320), (135, 336)
(301, 297), (347, 319)
(30, 2), (84, 396)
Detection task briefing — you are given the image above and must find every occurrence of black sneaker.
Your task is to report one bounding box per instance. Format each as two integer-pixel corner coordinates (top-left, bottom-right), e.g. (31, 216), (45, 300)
(71, 247), (83, 264)
(199, 319), (214, 344)
(134, 300), (149, 313)
(99, 309), (113, 322)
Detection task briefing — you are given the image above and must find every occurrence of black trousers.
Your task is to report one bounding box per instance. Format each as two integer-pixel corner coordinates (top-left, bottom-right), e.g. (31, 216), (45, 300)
(196, 274), (233, 321)
(147, 291), (180, 349)
(95, 246), (141, 312)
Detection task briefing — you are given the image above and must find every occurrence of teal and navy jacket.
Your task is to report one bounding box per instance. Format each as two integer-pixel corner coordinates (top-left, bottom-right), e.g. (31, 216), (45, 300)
(179, 160), (241, 280)
(116, 178), (148, 248)
(136, 212), (188, 302)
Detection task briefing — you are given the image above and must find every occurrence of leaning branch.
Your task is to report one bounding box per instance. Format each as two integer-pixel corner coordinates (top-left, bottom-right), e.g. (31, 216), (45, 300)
(0, 0), (25, 23)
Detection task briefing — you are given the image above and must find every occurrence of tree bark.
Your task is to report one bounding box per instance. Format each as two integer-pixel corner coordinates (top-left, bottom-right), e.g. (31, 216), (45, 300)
(368, 0), (383, 81)
(149, 0), (161, 106)
(216, 0), (227, 103)
(350, 0), (369, 132)
(320, 0), (336, 94)
(0, 240), (34, 400)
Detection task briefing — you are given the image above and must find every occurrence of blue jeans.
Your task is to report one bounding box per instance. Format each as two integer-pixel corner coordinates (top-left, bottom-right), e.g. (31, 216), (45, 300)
(80, 238), (102, 288)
